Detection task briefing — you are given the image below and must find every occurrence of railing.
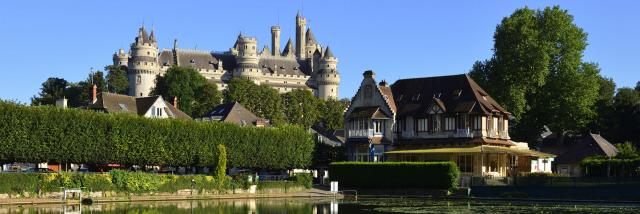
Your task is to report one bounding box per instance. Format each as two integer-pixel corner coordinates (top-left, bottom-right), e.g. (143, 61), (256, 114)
(454, 128), (473, 138)
(348, 129), (374, 138)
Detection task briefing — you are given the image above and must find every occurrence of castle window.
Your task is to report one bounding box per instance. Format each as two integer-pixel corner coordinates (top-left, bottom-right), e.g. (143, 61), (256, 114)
(144, 62), (148, 65)
(136, 75), (141, 85)
(147, 51), (150, 55)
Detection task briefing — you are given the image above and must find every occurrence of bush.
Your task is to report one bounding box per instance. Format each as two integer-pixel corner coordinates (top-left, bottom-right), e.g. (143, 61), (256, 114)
(0, 101), (314, 169)
(290, 173), (313, 189)
(0, 173), (39, 194)
(257, 181), (304, 191)
(329, 162), (460, 189)
(582, 157), (640, 177)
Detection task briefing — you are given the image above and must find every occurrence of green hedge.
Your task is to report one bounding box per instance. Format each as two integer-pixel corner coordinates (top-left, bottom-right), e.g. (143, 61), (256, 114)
(329, 162), (460, 189)
(581, 157), (640, 177)
(0, 101), (314, 169)
(0, 171), (235, 194)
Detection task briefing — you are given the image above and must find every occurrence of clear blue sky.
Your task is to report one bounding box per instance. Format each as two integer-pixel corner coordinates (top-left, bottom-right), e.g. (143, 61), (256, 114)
(1, 0), (638, 103)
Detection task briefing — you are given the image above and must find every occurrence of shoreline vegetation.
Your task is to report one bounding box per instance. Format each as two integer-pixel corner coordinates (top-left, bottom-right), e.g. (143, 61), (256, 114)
(0, 171), (315, 202)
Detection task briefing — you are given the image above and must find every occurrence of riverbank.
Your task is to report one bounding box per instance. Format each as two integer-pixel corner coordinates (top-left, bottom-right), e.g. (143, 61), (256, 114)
(0, 188), (341, 206)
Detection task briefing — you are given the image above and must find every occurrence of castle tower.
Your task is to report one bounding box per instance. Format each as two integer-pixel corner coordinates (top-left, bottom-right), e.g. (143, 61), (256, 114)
(295, 12), (307, 59)
(233, 34), (262, 84)
(316, 46), (340, 99)
(305, 28), (321, 58)
(127, 26), (159, 97)
(112, 49), (130, 67)
(271, 26), (281, 56)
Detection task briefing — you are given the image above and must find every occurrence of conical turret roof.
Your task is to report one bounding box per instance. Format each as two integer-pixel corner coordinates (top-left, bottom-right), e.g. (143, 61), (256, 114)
(282, 38), (295, 56)
(306, 28), (318, 45)
(323, 46), (334, 59)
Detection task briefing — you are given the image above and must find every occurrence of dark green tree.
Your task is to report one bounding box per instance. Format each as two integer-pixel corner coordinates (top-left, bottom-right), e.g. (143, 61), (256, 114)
(608, 87), (640, 144)
(469, 6), (601, 141)
(31, 77), (68, 105)
(317, 98), (350, 131)
(106, 65), (129, 94)
(224, 78), (286, 124)
(282, 89), (319, 128)
(152, 66), (221, 117)
(588, 76), (616, 136)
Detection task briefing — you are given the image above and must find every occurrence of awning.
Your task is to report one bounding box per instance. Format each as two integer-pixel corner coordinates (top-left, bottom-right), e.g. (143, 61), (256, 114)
(385, 145), (556, 158)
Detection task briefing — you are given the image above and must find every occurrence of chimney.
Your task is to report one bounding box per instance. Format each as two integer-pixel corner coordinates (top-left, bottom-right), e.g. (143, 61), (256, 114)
(173, 97), (178, 109)
(55, 98), (68, 109)
(379, 80), (388, 87)
(92, 84), (97, 104)
(363, 70), (375, 79)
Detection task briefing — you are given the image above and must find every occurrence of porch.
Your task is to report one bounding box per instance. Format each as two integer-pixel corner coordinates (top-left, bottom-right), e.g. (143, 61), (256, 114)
(385, 145), (555, 184)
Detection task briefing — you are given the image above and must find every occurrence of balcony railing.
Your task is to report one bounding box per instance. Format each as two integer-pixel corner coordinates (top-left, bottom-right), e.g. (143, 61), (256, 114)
(348, 129), (374, 138)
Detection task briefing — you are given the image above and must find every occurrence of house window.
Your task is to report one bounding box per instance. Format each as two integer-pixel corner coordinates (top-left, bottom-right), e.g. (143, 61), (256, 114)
(396, 119), (406, 132)
(445, 117), (456, 131)
(432, 114), (442, 132)
(373, 120), (384, 135)
(486, 154), (498, 172)
(457, 155), (473, 173)
(473, 116), (482, 130)
(457, 114), (468, 129)
(417, 118), (428, 132)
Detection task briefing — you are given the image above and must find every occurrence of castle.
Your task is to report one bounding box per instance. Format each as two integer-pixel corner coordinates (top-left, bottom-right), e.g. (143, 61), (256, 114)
(113, 13), (340, 100)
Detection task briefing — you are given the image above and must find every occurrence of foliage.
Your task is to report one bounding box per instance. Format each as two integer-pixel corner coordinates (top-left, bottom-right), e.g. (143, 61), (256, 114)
(312, 142), (346, 168)
(605, 88), (640, 144)
(257, 181), (304, 191)
(152, 66), (222, 117)
(282, 89), (319, 128)
(215, 144), (228, 187)
(290, 173), (313, 189)
(615, 142), (639, 159)
(0, 100), (314, 169)
(581, 157), (640, 177)
(329, 162), (459, 189)
(31, 77), (68, 105)
(317, 98), (349, 131)
(224, 78), (286, 124)
(106, 65), (129, 94)
(469, 6), (601, 141)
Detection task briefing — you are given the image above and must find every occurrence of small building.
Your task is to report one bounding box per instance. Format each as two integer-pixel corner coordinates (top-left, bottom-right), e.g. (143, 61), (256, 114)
(197, 102), (269, 127)
(539, 133), (618, 177)
(88, 92), (191, 120)
(344, 70), (555, 179)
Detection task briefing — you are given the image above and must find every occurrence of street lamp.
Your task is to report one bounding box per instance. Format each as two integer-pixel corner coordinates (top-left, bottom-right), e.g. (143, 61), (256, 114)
(191, 179), (195, 196)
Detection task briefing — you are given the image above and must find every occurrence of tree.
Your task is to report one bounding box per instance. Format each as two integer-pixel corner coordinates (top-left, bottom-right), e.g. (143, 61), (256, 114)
(589, 76), (616, 135)
(615, 141), (639, 159)
(469, 6), (600, 141)
(224, 78), (286, 124)
(215, 144), (227, 185)
(106, 65), (129, 94)
(317, 98), (350, 131)
(282, 89), (319, 128)
(31, 77), (68, 105)
(608, 87), (640, 144)
(152, 66), (221, 117)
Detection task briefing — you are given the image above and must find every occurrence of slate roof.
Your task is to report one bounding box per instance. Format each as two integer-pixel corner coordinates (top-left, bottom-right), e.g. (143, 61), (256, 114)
(89, 92), (191, 120)
(390, 74), (509, 117)
(200, 102), (268, 127)
(378, 82), (396, 113)
(538, 133), (619, 164)
(281, 38), (295, 57)
(306, 28), (318, 45)
(348, 106), (391, 119)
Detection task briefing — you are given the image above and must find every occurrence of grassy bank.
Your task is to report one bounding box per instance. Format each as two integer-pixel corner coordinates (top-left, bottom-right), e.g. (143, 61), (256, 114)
(0, 171), (313, 196)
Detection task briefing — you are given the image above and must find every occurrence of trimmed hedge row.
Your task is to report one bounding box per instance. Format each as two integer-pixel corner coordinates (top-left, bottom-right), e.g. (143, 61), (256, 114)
(0, 171), (234, 194)
(0, 101), (314, 169)
(329, 162), (460, 189)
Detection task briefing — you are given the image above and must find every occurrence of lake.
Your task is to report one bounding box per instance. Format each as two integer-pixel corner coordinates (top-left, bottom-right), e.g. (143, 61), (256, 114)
(1, 198), (638, 213)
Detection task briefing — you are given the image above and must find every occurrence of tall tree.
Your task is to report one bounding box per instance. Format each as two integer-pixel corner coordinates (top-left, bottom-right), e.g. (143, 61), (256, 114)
(31, 77), (68, 105)
(224, 78), (286, 125)
(589, 76), (616, 136)
(469, 6), (600, 141)
(317, 98), (350, 131)
(152, 66), (221, 117)
(106, 65), (129, 94)
(282, 89), (319, 128)
(609, 88), (640, 144)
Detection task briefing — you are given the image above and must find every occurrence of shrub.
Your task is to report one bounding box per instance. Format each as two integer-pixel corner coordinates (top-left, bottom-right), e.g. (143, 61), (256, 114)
(0, 173), (39, 194)
(0, 101), (314, 169)
(290, 173), (313, 189)
(257, 181), (304, 191)
(329, 162), (460, 189)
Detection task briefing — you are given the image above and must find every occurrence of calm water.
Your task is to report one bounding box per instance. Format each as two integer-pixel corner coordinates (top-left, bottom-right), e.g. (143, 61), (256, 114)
(1, 198), (638, 213)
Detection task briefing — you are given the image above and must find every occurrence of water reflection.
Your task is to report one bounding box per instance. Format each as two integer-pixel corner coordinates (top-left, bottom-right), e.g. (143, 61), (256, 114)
(0, 198), (637, 213)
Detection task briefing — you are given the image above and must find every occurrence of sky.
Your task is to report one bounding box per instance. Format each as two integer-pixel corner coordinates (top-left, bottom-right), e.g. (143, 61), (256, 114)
(0, 0), (638, 103)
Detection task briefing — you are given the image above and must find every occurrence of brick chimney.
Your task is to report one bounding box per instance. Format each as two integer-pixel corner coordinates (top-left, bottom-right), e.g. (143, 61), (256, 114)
(173, 97), (178, 109)
(92, 84), (97, 104)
